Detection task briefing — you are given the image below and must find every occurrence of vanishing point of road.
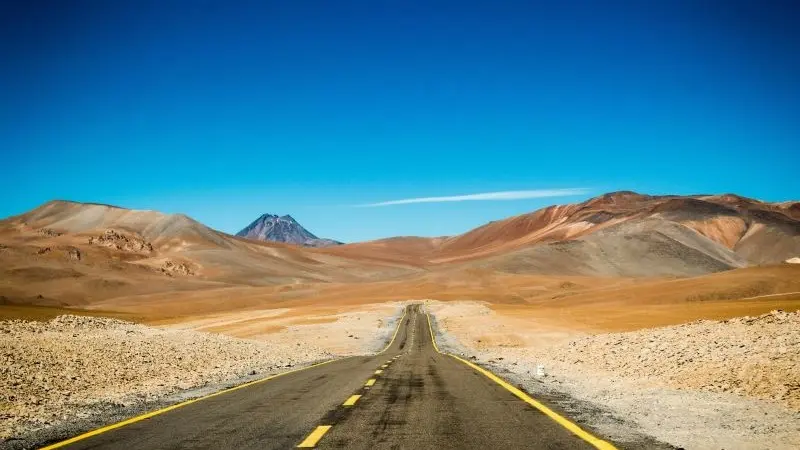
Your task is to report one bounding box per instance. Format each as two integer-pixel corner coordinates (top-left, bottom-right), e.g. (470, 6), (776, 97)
(41, 304), (616, 450)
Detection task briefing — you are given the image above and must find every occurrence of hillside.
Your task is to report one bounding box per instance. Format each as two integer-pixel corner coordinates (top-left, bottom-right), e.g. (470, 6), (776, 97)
(324, 191), (800, 277)
(0, 201), (423, 307)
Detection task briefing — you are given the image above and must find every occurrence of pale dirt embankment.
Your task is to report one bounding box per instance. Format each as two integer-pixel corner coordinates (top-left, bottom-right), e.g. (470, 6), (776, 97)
(427, 300), (800, 450)
(0, 303), (405, 445)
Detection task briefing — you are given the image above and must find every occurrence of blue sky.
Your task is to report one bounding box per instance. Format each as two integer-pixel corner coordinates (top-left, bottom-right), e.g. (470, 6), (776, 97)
(1, 1), (798, 242)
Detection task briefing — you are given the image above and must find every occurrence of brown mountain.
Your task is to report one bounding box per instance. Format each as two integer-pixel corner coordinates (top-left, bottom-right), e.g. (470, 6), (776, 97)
(0, 201), (423, 307)
(323, 191), (800, 276)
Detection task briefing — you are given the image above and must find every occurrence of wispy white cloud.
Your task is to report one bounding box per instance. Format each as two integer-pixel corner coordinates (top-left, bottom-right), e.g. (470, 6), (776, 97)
(356, 188), (590, 207)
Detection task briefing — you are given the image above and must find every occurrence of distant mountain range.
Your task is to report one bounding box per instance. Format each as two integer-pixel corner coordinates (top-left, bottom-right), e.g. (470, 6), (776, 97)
(235, 214), (342, 248)
(2, 191), (799, 320)
(323, 191), (800, 276)
(2, 191), (798, 309)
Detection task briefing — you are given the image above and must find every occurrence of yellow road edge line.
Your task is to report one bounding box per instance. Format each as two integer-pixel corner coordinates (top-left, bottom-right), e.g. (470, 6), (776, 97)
(424, 312), (617, 450)
(40, 308), (410, 450)
(365, 378), (376, 386)
(342, 394), (362, 406)
(39, 358), (343, 450)
(377, 307), (407, 354)
(296, 425), (332, 448)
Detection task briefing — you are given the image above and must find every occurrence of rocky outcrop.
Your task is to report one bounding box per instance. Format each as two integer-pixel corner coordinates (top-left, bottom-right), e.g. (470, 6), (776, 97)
(34, 246), (81, 261)
(64, 247), (81, 261)
(159, 260), (195, 276)
(88, 230), (154, 254)
(36, 228), (62, 237)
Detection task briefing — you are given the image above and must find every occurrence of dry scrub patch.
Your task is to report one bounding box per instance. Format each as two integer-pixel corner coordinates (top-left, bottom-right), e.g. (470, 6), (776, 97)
(429, 301), (800, 450)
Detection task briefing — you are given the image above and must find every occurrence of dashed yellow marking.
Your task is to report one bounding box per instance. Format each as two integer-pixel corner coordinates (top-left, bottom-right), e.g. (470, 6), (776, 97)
(42, 308), (412, 450)
(365, 378), (376, 386)
(424, 312), (618, 450)
(381, 364), (388, 368)
(343, 394), (362, 406)
(296, 425), (332, 448)
(375, 369), (383, 374)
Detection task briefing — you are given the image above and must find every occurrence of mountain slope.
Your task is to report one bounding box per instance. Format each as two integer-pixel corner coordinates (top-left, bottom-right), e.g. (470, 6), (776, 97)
(236, 214), (341, 247)
(468, 219), (747, 277)
(323, 191), (799, 277)
(15, 200), (232, 250)
(428, 192), (800, 264)
(0, 201), (423, 307)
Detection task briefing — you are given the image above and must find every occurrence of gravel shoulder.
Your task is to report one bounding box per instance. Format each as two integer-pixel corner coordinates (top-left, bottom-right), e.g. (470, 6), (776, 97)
(427, 300), (800, 450)
(0, 304), (405, 449)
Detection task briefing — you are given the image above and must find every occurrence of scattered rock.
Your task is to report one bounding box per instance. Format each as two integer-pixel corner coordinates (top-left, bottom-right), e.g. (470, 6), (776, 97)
(37, 228), (63, 237)
(0, 315), (336, 440)
(540, 310), (800, 410)
(159, 260), (194, 276)
(88, 229), (154, 254)
(64, 247), (81, 261)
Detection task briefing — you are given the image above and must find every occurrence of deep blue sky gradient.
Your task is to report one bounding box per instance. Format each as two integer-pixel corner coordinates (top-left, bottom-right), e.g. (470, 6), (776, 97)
(1, 1), (798, 242)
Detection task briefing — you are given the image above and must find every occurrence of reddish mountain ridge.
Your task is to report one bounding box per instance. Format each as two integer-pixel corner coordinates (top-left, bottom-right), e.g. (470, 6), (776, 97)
(432, 192), (800, 262)
(326, 191), (800, 276)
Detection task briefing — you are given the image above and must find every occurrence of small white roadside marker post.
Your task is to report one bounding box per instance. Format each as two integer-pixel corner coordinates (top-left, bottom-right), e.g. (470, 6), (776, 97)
(535, 364), (546, 378)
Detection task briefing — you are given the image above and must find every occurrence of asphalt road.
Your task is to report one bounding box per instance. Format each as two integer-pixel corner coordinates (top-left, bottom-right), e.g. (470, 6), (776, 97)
(47, 304), (614, 450)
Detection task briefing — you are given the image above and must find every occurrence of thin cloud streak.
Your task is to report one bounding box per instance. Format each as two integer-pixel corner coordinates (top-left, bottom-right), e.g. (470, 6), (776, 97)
(357, 188), (591, 207)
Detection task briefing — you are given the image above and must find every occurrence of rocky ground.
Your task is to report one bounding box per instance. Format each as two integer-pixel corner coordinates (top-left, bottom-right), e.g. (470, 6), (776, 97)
(428, 301), (800, 450)
(548, 310), (800, 410)
(0, 309), (401, 445)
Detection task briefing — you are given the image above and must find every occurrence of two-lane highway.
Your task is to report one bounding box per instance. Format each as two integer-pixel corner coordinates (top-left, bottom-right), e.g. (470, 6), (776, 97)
(43, 305), (616, 449)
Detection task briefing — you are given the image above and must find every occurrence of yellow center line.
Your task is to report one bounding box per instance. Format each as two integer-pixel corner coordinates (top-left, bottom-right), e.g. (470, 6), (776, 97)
(381, 364), (388, 368)
(296, 425), (332, 448)
(365, 378), (376, 386)
(342, 394), (362, 406)
(375, 369), (383, 374)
